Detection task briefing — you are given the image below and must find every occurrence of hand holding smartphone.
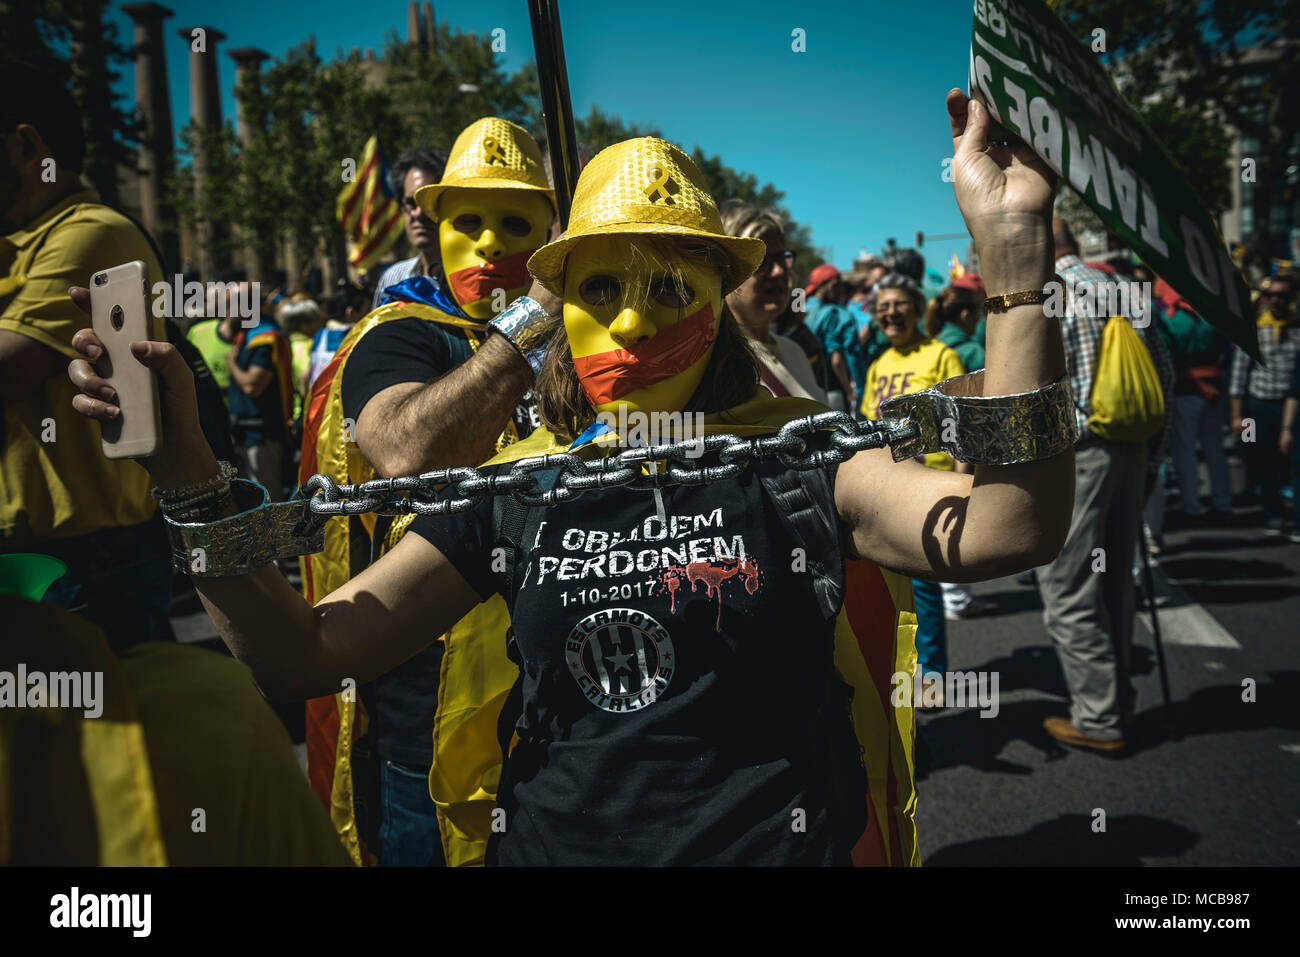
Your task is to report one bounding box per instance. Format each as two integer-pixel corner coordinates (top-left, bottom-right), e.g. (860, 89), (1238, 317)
(88, 261), (163, 459)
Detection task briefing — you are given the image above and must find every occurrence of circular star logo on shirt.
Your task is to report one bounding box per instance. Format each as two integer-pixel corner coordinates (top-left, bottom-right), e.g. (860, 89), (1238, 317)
(565, 607), (675, 714)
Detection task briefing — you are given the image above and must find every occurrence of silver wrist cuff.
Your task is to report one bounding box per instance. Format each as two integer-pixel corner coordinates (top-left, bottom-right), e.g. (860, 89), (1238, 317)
(878, 371), (1078, 465)
(164, 479), (327, 577)
(488, 295), (551, 374)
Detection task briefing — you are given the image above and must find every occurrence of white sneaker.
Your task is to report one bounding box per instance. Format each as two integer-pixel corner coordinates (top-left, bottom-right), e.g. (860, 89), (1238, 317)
(945, 597), (997, 621)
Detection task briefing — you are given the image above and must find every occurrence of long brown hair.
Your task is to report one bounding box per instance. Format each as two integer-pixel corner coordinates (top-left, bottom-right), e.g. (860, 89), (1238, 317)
(532, 237), (761, 444)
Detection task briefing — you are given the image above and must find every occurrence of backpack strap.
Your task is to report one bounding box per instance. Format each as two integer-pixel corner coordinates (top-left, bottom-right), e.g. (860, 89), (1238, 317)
(494, 494), (536, 633)
(757, 464), (844, 621)
(758, 463), (868, 857)
(490, 469), (557, 756)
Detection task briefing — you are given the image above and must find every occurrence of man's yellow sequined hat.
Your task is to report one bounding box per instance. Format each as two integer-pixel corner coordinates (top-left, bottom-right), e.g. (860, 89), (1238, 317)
(413, 117), (555, 215)
(527, 137), (766, 296)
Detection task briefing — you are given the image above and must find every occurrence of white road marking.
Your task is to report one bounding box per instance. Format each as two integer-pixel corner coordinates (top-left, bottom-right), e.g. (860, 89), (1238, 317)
(1280, 744), (1300, 756)
(1136, 566), (1242, 649)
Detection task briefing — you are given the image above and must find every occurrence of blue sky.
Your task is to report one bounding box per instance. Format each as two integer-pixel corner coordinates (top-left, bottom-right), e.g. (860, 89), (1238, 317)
(108, 0), (981, 277)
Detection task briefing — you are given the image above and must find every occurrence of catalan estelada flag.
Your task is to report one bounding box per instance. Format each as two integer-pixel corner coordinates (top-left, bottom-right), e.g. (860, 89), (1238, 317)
(336, 136), (403, 275)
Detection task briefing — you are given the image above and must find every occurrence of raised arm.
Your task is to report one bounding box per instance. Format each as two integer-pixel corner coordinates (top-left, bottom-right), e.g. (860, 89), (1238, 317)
(355, 330), (532, 476)
(354, 282), (558, 477)
(66, 290), (481, 700)
(836, 89), (1073, 581)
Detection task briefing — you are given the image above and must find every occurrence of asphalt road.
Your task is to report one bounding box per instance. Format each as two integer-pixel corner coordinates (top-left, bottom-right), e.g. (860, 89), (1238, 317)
(917, 500), (1300, 866)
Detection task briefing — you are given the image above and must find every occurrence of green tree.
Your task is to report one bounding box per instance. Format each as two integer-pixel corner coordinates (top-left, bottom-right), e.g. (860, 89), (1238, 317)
(168, 24), (544, 286)
(1054, 0), (1300, 261)
(165, 21), (831, 291)
(0, 0), (136, 205)
(382, 25), (541, 153)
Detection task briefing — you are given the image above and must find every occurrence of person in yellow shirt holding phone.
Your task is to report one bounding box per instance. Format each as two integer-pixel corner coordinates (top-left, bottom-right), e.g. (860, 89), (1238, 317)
(861, 272), (976, 693)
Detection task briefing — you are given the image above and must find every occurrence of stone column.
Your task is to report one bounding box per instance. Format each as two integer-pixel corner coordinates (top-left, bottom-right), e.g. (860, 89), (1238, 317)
(178, 24), (226, 281)
(69, 0), (118, 205)
(227, 47), (270, 284)
(423, 3), (436, 51)
(407, 2), (421, 52)
(123, 3), (179, 271)
(227, 47), (268, 146)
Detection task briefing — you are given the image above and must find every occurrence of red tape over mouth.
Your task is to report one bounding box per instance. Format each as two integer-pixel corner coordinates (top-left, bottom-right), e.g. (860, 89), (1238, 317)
(572, 303), (717, 405)
(447, 248), (535, 304)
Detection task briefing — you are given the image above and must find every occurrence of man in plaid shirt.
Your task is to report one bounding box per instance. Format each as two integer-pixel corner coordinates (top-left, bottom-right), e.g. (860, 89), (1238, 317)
(1038, 219), (1174, 754)
(1228, 272), (1299, 536)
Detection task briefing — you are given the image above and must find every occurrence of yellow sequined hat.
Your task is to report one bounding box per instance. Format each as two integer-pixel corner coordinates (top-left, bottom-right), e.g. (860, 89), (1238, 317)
(527, 137), (766, 296)
(413, 117), (555, 215)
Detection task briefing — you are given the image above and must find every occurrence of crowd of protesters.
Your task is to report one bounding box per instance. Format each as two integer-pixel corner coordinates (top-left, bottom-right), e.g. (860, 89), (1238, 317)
(3, 61), (1298, 866)
(770, 223), (1298, 752)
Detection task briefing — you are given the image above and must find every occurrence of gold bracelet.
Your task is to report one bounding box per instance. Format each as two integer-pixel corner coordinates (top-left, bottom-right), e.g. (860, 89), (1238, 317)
(984, 275), (1062, 314)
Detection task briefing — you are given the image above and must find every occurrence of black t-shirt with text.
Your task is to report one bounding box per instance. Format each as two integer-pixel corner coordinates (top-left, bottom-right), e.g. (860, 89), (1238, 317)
(340, 315), (539, 767)
(408, 461), (852, 865)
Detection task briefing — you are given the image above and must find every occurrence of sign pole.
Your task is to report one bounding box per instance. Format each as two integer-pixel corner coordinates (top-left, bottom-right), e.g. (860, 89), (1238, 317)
(528, 0), (580, 230)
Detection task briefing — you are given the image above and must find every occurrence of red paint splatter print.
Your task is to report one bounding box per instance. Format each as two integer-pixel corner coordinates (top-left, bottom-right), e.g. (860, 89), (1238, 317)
(660, 557), (761, 630)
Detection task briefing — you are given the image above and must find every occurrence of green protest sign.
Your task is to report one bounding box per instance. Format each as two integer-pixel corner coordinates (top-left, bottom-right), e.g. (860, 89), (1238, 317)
(968, 0), (1259, 358)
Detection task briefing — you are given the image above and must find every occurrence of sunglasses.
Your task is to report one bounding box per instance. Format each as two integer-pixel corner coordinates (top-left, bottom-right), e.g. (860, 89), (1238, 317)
(758, 250), (795, 271)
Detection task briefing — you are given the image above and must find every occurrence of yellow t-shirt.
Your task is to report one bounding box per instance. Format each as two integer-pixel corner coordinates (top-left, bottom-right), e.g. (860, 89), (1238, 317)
(1, 597), (353, 866)
(0, 191), (162, 547)
(862, 337), (966, 470)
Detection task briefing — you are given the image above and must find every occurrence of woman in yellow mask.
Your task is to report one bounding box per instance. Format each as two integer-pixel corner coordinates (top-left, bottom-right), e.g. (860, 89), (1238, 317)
(67, 91), (1075, 865)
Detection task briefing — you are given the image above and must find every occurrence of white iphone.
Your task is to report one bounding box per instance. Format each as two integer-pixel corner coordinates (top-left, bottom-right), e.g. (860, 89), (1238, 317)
(89, 260), (163, 459)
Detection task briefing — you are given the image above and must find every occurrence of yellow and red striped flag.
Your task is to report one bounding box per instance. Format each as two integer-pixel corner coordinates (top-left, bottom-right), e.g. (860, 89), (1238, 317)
(336, 135), (403, 274)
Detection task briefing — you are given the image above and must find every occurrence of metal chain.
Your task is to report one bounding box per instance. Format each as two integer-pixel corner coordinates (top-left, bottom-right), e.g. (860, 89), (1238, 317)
(301, 413), (920, 518)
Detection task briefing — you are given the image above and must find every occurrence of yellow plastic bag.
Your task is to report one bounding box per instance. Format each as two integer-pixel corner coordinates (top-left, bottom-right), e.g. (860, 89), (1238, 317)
(1087, 316), (1165, 442)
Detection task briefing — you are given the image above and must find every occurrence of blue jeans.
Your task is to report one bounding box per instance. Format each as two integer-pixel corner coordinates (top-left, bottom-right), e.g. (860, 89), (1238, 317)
(378, 759), (444, 866)
(911, 577), (947, 677)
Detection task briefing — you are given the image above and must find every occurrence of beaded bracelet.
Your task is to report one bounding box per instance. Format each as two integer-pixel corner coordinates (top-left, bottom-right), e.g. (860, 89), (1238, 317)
(167, 485), (237, 523)
(152, 461), (237, 505)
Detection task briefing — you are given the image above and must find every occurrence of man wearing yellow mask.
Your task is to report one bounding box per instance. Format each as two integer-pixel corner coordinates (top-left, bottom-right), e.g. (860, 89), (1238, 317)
(298, 117), (556, 866)
(74, 92), (1079, 864)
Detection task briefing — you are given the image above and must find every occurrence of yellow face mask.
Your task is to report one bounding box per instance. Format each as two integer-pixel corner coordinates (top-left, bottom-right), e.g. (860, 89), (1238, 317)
(437, 187), (554, 319)
(563, 236), (724, 416)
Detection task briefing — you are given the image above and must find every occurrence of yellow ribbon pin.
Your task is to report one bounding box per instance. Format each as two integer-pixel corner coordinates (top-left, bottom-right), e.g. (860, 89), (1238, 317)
(645, 166), (678, 205)
(483, 136), (508, 166)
